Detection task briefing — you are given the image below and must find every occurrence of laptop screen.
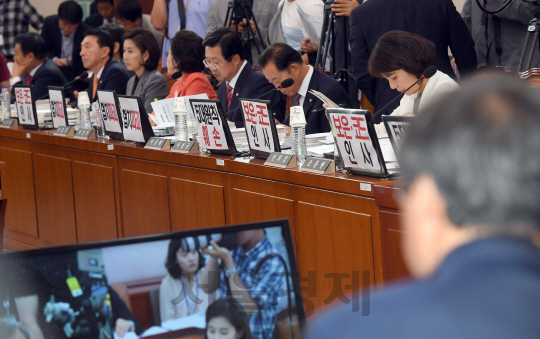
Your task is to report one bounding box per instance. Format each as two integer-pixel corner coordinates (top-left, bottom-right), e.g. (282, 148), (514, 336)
(0, 219), (303, 339)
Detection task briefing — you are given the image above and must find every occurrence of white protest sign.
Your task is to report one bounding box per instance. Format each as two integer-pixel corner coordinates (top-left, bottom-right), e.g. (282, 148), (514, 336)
(97, 91), (122, 133)
(14, 87), (36, 126)
(241, 99), (275, 153)
(191, 101), (229, 150)
(329, 112), (381, 171)
(184, 93), (209, 122)
(49, 89), (67, 127)
(118, 96), (145, 142)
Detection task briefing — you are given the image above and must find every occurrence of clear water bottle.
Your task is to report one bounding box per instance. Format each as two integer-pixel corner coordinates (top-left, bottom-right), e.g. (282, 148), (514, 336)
(292, 125), (307, 166)
(93, 102), (106, 139)
(79, 106), (91, 129)
(77, 91), (91, 129)
(191, 111), (199, 141)
(1, 88), (10, 120)
(334, 142), (344, 171)
(173, 97), (188, 141)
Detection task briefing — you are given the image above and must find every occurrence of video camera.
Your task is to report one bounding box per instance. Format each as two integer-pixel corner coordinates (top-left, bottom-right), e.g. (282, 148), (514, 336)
(181, 233), (237, 252)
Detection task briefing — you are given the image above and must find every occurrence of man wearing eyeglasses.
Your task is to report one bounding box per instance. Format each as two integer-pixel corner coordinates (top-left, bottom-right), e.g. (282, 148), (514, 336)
(203, 28), (285, 128)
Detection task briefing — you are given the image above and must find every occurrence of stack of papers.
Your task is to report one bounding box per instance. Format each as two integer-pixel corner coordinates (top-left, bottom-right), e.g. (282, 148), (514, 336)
(140, 313), (206, 338)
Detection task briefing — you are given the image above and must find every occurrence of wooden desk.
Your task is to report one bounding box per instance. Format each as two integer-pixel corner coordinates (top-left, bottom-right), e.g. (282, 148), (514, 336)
(0, 126), (408, 312)
(0, 160), (6, 251)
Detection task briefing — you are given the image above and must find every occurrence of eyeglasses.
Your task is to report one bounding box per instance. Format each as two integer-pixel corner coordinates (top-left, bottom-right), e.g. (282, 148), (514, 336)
(203, 59), (224, 70)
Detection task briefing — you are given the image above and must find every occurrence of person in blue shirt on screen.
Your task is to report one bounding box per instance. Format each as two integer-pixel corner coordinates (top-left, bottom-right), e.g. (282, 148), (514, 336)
(200, 230), (287, 339)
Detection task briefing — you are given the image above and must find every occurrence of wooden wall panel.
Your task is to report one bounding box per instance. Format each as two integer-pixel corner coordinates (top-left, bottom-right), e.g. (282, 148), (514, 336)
(72, 161), (118, 242)
(33, 154), (77, 245)
(379, 210), (409, 282)
(295, 202), (374, 311)
(0, 146), (38, 237)
(229, 188), (295, 225)
(169, 178), (226, 231)
(120, 170), (170, 237)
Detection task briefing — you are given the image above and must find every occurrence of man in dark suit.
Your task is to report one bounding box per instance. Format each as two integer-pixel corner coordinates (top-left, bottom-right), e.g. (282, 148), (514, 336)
(349, 0), (477, 121)
(41, 1), (88, 91)
(203, 28), (285, 128)
(85, 0), (115, 28)
(9, 33), (74, 101)
(259, 43), (350, 135)
(310, 77), (540, 338)
(80, 29), (130, 103)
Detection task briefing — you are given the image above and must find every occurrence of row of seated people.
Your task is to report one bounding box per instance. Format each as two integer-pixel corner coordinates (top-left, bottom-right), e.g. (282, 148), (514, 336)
(9, 23), (350, 135)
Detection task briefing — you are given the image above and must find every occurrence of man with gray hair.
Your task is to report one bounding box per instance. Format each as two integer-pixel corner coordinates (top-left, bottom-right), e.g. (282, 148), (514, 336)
(309, 76), (540, 338)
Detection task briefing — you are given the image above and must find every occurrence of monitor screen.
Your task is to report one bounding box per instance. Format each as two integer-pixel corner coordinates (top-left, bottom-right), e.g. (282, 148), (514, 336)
(0, 219), (304, 339)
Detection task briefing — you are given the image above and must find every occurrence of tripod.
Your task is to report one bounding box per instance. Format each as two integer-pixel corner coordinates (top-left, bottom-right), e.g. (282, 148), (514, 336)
(224, 0), (267, 64)
(315, 0), (359, 107)
(517, 1), (540, 73)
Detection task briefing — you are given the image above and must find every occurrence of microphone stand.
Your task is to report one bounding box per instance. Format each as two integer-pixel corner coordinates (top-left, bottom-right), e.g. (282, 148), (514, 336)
(372, 76), (426, 121)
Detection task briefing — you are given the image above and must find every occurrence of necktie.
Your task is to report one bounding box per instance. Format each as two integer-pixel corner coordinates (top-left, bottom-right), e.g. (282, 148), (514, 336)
(292, 93), (301, 107)
(226, 83), (233, 110)
(25, 74), (32, 85)
(93, 76), (99, 99)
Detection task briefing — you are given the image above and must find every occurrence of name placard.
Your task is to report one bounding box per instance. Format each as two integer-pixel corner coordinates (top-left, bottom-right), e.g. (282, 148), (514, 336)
(171, 140), (198, 154)
(48, 87), (68, 128)
(0, 118), (18, 129)
(144, 137), (171, 150)
(73, 128), (96, 140)
(300, 157), (335, 174)
(264, 152), (296, 168)
(241, 100), (278, 154)
(53, 125), (74, 137)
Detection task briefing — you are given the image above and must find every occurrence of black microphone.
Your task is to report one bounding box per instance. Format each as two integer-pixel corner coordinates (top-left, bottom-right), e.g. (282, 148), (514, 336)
(37, 71), (89, 100)
(168, 71), (182, 81)
(372, 65), (437, 121)
(225, 78), (294, 115)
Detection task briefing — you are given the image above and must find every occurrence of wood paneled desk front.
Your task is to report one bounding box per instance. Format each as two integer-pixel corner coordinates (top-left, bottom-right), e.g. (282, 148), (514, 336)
(0, 126), (409, 314)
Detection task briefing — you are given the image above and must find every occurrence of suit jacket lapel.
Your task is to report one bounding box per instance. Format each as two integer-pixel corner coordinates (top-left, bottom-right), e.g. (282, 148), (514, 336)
(302, 70), (318, 114)
(97, 60), (112, 93)
(136, 69), (151, 97)
(229, 63), (250, 112)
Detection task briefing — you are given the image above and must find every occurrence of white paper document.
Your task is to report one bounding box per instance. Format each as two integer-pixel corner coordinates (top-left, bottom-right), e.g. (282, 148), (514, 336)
(297, 6), (320, 46)
(309, 89), (339, 108)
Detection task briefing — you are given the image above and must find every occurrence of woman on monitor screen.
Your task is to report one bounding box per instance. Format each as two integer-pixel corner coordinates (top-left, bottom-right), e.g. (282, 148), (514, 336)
(159, 238), (211, 323)
(368, 30), (459, 117)
(205, 297), (253, 339)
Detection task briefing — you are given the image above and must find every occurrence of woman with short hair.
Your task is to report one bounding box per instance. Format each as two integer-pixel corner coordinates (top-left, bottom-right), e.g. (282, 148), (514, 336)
(166, 29), (217, 99)
(368, 30), (459, 116)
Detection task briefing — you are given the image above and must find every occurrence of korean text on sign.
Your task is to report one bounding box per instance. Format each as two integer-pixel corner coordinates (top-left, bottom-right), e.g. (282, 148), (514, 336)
(241, 100), (275, 153)
(15, 88), (35, 125)
(330, 113), (381, 171)
(192, 101), (228, 150)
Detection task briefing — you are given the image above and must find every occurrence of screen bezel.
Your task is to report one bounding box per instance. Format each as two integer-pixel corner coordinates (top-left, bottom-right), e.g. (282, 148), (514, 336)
(0, 219), (305, 338)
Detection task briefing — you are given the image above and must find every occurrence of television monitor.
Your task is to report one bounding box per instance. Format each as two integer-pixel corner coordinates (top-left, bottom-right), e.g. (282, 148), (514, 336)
(0, 219), (304, 339)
